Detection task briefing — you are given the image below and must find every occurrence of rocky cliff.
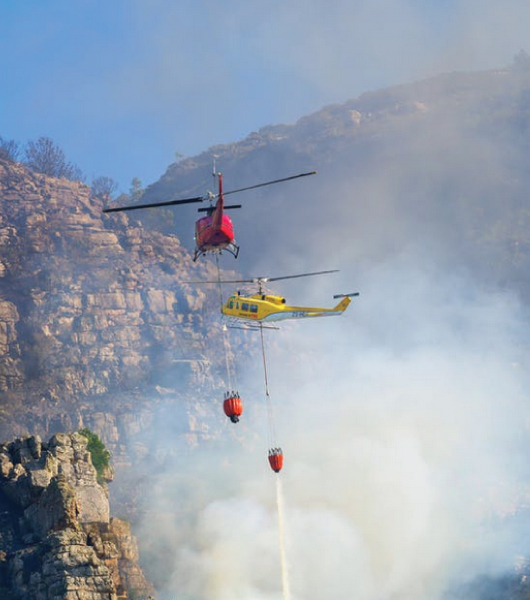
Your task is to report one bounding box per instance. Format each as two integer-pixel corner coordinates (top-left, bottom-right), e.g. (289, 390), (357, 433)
(0, 432), (155, 600)
(0, 157), (245, 452)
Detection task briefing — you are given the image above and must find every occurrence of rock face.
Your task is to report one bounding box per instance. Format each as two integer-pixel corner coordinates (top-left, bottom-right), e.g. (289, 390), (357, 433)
(0, 156), (254, 569)
(0, 157), (244, 451)
(0, 432), (155, 600)
(0, 157), (218, 404)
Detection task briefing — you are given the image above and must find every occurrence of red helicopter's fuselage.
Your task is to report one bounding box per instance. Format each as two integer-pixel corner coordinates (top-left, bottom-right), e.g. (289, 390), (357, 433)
(193, 173), (239, 260)
(194, 210), (235, 253)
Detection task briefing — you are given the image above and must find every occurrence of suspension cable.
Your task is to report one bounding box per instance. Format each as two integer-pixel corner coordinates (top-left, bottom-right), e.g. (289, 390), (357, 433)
(259, 323), (270, 397)
(215, 253), (236, 391)
(260, 323), (277, 446)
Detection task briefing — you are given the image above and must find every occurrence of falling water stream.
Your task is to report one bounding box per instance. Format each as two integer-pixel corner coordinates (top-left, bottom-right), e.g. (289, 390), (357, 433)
(276, 475), (291, 600)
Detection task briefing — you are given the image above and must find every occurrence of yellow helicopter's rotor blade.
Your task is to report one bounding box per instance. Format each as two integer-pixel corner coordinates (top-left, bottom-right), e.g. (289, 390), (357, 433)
(265, 270), (339, 283)
(183, 270), (339, 286)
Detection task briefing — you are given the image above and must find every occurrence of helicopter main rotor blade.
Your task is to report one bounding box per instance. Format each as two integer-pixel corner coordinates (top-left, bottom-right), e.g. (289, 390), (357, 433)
(265, 270), (339, 283)
(103, 196), (204, 213)
(182, 269), (339, 286)
(197, 204), (242, 213)
(222, 171), (317, 197)
(103, 171), (316, 212)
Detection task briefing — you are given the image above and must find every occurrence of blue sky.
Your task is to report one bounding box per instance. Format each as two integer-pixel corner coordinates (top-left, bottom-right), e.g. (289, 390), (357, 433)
(1, 0), (529, 192)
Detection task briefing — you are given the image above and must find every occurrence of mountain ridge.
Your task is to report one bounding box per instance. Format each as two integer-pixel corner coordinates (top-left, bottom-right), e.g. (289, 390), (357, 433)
(134, 63), (530, 302)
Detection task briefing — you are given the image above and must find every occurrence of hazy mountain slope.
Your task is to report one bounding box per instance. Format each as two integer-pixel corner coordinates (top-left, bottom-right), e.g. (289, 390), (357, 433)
(136, 63), (530, 297)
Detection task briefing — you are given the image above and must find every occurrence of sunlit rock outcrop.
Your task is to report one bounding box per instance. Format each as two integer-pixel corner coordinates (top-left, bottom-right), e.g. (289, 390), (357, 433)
(0, 433), (155, 600)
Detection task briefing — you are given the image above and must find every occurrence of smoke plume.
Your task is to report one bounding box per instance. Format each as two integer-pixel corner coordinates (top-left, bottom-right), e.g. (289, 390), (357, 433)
(136, 254), (530, 600)
(119, 4), (530, 596)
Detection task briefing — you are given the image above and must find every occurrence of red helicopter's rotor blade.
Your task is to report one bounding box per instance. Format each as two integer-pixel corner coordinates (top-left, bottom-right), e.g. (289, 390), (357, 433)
(103, 196), (203, 213)
(197, 204), (242, 213)
(265, 270), (339, 283)
(222, 170), (317, 197)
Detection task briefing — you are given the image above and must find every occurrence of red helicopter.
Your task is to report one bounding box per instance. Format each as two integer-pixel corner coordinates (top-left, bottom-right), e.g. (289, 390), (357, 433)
(102, 169), (316, 261)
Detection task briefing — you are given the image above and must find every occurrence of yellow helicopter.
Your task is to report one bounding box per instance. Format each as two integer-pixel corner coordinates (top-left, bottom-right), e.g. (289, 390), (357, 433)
(190, 271), (359, 326)
(223, 290), (356, 323)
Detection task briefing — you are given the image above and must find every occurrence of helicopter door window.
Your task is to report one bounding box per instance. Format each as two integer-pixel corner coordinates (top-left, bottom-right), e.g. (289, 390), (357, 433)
(241, 303), (249, 312)
(228, 300), (234, 309)
(250, 304), (258, 313)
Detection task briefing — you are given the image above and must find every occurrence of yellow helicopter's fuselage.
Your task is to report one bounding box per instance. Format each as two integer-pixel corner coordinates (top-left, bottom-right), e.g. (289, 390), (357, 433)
(221, 293), (352, 322)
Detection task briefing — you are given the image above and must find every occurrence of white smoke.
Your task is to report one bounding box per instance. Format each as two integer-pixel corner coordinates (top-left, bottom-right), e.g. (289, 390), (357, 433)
(137, 257), (530, 600)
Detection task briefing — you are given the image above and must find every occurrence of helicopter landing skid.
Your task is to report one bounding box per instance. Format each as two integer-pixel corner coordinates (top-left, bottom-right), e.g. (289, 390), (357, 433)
(224, 318), (280, 331)
(193, 242), (240, 262)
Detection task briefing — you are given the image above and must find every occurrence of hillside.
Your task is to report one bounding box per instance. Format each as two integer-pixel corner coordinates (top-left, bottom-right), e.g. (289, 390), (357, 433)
(136, 62), (530, 299)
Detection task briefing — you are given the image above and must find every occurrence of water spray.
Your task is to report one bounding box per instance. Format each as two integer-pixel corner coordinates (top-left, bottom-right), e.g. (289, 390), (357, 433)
(276, 476), (292, 600)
